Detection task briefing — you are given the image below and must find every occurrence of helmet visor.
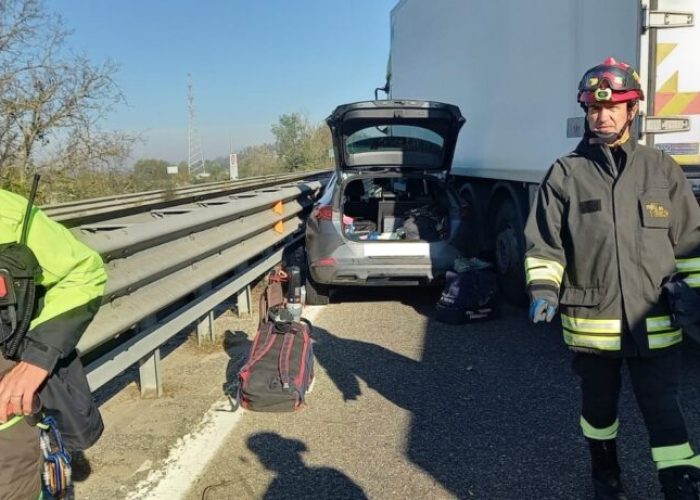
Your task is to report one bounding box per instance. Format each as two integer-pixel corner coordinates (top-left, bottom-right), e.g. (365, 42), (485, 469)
(578, 65), (640, 92)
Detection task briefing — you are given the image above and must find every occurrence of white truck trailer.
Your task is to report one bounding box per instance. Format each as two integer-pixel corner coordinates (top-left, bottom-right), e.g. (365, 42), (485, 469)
(387, 0), (700, 301)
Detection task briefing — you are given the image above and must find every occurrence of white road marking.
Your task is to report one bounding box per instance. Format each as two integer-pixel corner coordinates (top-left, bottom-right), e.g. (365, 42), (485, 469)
(125, 305), (325, 500)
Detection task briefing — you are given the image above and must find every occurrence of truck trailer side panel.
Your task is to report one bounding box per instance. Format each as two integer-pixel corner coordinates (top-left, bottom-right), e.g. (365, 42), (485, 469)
(389, 0), (641, 184)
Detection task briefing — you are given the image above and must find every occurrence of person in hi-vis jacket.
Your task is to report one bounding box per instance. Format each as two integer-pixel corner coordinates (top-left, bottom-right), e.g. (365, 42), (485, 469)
(0, 188), (106, 500)
(525, 57), (700, 500)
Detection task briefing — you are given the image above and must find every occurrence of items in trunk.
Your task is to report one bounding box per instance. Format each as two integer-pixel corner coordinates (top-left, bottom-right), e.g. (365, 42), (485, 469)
(342, 177), (449, 242)
(344, 204), (446, 242)
(402, 206), (445, 241)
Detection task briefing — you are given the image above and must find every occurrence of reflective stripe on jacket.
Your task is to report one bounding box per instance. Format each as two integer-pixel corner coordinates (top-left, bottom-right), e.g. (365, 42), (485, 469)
(524, 138), (700, 356)
(0, 189), (107, 371)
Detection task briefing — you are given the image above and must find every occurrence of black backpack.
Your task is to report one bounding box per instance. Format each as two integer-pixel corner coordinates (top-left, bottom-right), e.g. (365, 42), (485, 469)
(0, 175), (43, 358)
(0, 242), (41, 359)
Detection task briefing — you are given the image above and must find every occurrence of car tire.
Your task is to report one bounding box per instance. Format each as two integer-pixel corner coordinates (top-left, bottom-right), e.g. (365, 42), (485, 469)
(493, 199), (527, 305)
(305, 274), (330, 306)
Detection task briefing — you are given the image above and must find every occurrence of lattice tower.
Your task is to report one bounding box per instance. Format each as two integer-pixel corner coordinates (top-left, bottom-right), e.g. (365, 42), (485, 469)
(187, 74), (206, 176)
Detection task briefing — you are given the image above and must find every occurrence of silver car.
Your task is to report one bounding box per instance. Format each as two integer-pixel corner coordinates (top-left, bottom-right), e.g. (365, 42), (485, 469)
(304, 100), (469, 305)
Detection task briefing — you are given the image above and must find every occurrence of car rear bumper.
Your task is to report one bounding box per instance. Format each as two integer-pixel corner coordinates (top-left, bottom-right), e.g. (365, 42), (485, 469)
(309, 257), (451, 286)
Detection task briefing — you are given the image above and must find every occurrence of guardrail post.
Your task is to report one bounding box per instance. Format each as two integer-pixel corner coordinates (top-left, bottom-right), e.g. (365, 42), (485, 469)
(197, 311), (215, 345)
(196, 284), (216, 345)
(236, 285), (252, 317)
(138, 315), (162, 398)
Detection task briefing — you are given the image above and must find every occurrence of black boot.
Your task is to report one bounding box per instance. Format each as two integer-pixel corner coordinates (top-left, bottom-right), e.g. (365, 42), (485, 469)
(659, 466), (700, 500)
(588, 438), (629, 500)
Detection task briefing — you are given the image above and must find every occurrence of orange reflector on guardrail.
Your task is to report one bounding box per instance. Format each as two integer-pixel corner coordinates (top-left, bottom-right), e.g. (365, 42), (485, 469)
(274, 221), (284, 233)
(273, 201), (283, 215)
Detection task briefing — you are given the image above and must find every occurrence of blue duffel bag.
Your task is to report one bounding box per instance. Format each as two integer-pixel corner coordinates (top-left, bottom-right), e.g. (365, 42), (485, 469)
(434, 268), (499, 325)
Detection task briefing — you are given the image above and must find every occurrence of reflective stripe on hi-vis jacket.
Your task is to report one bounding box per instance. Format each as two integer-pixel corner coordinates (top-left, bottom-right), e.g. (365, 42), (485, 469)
(684, 274), (700, 288)
(562, 314), (621, 351)
(677, 257), (700, 288)
(646, 316), (683, 349)
(561, 314), (682, 351)
(675, 257), (700, 273)
(525, 256), (564, 287)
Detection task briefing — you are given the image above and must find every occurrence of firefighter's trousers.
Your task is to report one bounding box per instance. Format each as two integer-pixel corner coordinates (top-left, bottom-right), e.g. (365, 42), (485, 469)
(573, 349), (700, 470)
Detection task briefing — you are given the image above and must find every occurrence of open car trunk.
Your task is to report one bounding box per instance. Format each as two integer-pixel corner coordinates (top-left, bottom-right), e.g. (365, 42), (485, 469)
(341, 175), (450, 242)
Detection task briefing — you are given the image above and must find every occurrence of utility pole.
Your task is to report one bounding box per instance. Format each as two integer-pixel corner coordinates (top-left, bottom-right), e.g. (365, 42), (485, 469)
(187, 74), (206, 178)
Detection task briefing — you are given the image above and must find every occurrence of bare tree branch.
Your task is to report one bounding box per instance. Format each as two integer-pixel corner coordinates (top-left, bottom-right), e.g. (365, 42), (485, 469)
(0, 0), (131, 180)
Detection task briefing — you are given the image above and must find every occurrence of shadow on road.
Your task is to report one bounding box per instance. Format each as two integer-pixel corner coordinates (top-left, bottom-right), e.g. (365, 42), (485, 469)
(247, 432), (368, 500)
(312, 286), (699, 499)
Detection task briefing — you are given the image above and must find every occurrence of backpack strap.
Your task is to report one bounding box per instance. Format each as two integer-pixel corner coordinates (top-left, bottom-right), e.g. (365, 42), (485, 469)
(275, 322), (297, 389)
(240, 322), (276, 374)
(278, 330), (295, 390)
(258, 282), (285, 324)
(258, 291), (268, 325)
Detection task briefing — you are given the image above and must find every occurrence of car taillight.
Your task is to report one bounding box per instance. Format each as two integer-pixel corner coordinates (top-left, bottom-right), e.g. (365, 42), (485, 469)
(314, 205), (333, 221)
(314, 258), (336, 267)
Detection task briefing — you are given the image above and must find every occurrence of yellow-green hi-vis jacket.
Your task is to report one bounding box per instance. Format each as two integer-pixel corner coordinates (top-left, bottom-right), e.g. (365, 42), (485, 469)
(0, 189), (107, 372)
(524, 137), (700, 357)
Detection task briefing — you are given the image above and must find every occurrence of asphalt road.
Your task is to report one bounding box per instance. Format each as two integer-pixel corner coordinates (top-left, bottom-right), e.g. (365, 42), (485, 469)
(180, 287), (700, 500)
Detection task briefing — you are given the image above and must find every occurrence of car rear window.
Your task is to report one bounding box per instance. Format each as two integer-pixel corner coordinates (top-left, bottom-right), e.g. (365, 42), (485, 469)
(345, 125), (444, 167)
(347, 126), (443, 154)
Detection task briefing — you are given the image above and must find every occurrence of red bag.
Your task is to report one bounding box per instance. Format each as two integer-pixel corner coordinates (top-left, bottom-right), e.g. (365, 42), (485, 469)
(237, 267), (314, 412)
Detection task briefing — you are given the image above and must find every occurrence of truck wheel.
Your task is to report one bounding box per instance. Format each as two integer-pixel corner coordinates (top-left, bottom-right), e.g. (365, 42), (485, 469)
(305, 274), (330, 305)
(493, 199), (527, 305)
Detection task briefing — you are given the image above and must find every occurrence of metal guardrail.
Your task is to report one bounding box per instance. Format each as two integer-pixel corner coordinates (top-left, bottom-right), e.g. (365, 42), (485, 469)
(43, 169), (330, 226)
(51, 173), (329, 395)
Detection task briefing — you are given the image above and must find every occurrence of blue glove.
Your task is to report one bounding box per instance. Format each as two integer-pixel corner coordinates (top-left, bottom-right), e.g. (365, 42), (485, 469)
(529, 298), (557, 323)
(528, 287), (559, 323)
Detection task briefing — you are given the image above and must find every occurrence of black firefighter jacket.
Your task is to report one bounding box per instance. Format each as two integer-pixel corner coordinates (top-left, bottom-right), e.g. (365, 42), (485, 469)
(524, 137), (700, 357)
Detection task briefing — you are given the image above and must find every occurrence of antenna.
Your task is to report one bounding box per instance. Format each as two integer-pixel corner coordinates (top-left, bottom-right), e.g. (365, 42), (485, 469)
(187, 74), (206, 177)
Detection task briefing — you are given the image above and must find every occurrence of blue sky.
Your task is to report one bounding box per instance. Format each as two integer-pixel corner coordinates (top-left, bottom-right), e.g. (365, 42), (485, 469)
(52, 0), (397, 163)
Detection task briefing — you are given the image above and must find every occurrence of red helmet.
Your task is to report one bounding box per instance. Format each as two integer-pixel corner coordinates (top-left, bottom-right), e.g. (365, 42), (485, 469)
(577, 57), (644, 105)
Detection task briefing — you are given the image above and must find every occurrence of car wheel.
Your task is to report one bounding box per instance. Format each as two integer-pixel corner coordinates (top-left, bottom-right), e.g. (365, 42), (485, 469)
(305, 274), (330, 306)
(493, 199), (527, 305)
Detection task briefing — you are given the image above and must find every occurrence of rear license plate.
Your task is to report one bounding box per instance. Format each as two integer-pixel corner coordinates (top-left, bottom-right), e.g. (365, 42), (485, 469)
(363, 243), (430, 257)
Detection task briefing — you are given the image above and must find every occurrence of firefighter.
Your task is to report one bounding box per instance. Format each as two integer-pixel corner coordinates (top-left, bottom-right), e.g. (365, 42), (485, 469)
(0, 188), (106, 499)
(524, 57), (700, 499)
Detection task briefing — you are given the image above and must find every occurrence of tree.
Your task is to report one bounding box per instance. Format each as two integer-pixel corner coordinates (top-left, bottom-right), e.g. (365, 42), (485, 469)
(304, 123), (333, 170)
(203, 157), (229, 181)
(133, 159), (169, 181)
(0, 0), (133, 184)
(237, 144), (280, 178)
(271, 113), (311, 171)
(42, 129), (136, 202)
